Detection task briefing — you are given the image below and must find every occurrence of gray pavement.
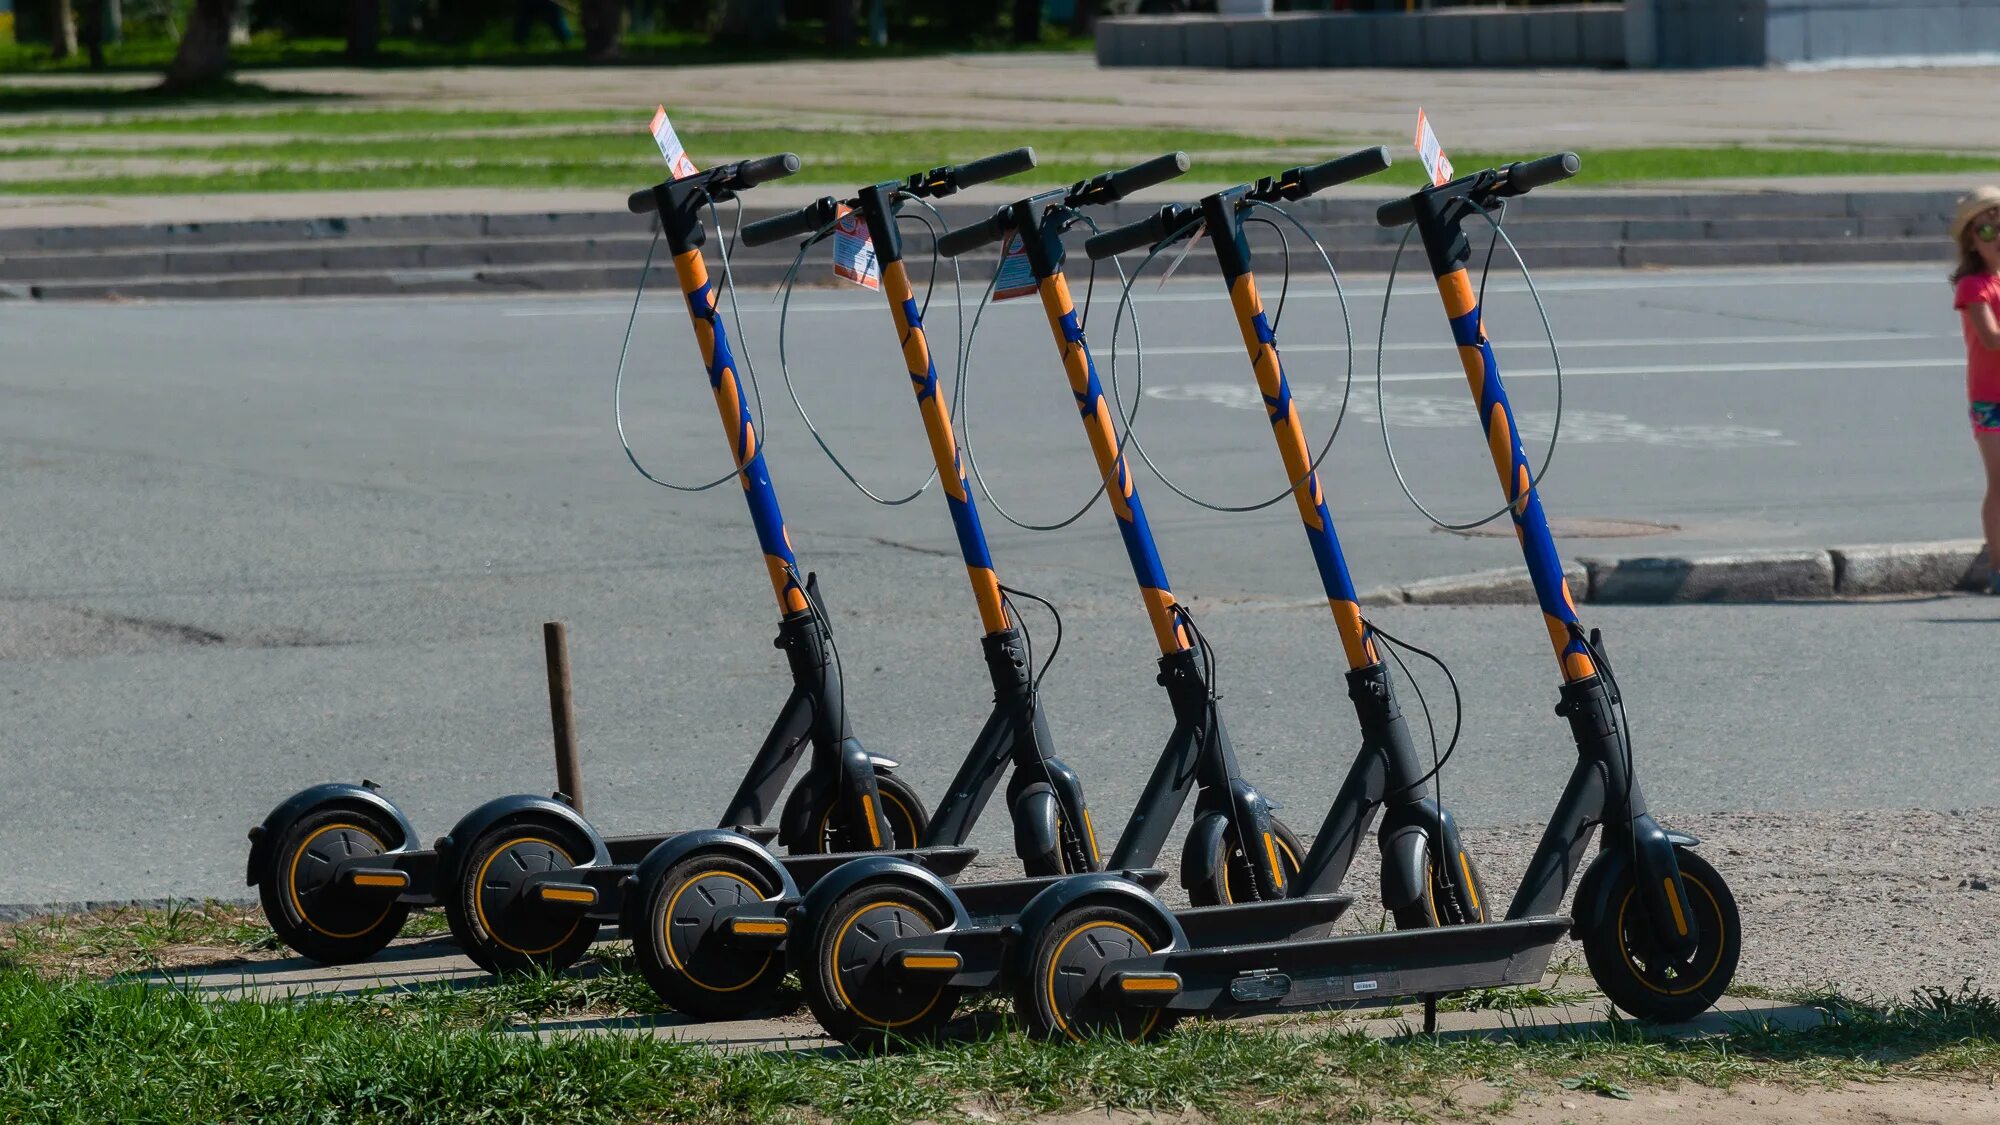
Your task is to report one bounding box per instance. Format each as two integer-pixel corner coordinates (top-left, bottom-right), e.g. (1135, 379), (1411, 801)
(1, 263), (1995, 905)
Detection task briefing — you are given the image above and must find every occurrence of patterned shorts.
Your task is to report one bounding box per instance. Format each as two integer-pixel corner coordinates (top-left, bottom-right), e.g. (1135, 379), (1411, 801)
(1974, 402), (2000, 433)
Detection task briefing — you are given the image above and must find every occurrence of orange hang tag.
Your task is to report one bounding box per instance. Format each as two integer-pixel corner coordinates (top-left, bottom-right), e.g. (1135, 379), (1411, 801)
(1415, 109), (1454, 187)
(830, 205), (881, 290)
(648, 105), (698, 180)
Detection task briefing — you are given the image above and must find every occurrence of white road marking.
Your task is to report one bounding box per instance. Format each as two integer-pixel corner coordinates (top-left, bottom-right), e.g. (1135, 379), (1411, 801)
(1129, 331), (1954, 358)
(1146, 383), (1797, 449)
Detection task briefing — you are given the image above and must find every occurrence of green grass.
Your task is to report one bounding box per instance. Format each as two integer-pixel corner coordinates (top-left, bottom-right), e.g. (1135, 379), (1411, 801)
(0, 966), (1996, 1123)
(1, 101), (1996, 195)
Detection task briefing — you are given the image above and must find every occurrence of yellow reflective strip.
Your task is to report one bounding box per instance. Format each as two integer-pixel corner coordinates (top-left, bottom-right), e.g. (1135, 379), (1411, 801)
(863, 794), (881, 847)
(1664, 877), (1689, 937)
(900, 954), (961, 971)
(350, 872), (408, 888)
(729, 919), (789, 936)
(1459, 853), (1481, 914)
(1118, 976), (1180, 992)
(538, 886), (596, 904)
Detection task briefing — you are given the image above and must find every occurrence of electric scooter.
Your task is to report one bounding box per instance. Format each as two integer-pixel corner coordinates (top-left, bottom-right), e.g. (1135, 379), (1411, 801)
(988, 153), (1742, 1040)
(769, 153), (1351, 1049)
(246, 154), (972, 973)
(1079, 145), (1487, 929)
(613, 148), (1128, 1020)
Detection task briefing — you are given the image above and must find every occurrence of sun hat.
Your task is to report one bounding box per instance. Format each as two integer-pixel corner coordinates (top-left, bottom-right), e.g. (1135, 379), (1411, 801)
(1952, 186), (2000, 243)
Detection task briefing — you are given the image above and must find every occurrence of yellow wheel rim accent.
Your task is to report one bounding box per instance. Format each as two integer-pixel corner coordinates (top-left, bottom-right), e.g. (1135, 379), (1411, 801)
(472, 835), (583, 957)
(660, 869), (773, 994)
(826, 899), (945, 1030)
(816, 788), (918, 853)
(288, 822), (396, 940)
(1614, 873), (1728, 997)
(1045, 919), (1163, 1043)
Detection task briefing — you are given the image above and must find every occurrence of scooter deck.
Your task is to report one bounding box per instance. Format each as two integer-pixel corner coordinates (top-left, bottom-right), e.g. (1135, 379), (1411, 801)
(1138, 915), (1572, 1015)
(957, 869), (1170, 922)
(1174, 892), (1354, 950)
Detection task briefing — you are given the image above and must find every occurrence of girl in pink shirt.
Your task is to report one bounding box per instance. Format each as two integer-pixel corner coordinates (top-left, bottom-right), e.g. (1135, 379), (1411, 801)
(1951, 186), (2000, 592)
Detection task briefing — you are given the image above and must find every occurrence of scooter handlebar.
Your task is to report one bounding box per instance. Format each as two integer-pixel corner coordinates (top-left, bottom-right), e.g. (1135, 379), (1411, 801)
(628, 186), (662, 215)
(740, 197), (836, 247)
(936, 208), (1010, 258)
(626, 152), (801, 215)
(953, 147), (1037, 190)
(1505, 151), (1581, 193)
(1294, 145), (1392, 196)
(1084, 204), (1189, 260)
(1104, 151), (1191, 200)
(1375, 194), (1417, 229)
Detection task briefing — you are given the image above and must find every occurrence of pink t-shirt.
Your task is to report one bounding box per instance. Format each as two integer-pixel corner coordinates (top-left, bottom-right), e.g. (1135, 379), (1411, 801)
(1955, 271), (2000, 402)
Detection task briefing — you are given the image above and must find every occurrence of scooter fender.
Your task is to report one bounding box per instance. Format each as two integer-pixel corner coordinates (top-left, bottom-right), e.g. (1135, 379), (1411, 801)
(793, 855), (971, 972)
(1377, 821), (1433, 915)
(1005, 874), (1186, 986)
(626, 829), (799, 906)
(1006, 778), (1063, 875)
(1179, 811), (1233, 895)
(1572, 819), (1701, 958)
(246, 782), (417, 887)
(434, 794), (608, 888)
(777, 740), (895, 850)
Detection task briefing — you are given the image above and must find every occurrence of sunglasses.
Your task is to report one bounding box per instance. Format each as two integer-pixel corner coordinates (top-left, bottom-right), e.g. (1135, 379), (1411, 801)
(1979, 223), (2000, 243)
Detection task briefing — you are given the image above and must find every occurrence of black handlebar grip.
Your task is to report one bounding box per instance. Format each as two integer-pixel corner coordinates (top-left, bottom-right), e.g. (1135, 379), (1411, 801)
(1084, 209), (1175, 260)
(1507, 151), (1581, 193)
(1375, 195), (1417, 229)
(628, 186), (663, 215)
(1297, 145), (1392, 196)
(936, 211), (1010, 258)
(1106, 151), (1191, 200)
(952, 147), (1038, 190)
(733, 152), (801, 191)
(740, 203), (826, 247)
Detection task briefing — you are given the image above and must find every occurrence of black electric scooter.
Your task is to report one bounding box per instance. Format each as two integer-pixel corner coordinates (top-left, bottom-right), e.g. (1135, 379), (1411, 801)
(613, 148), (1126, 1020)
(988, 153), (1742, 1040)
(246, 154), (970, 972)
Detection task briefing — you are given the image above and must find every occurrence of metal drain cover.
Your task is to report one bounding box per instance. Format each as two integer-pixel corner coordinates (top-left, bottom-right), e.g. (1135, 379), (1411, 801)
(1440, 517), (1678, 540)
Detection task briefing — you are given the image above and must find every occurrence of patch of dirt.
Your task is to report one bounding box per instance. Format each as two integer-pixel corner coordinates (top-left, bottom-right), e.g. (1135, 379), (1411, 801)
(1488, 1079), (2000, 1124)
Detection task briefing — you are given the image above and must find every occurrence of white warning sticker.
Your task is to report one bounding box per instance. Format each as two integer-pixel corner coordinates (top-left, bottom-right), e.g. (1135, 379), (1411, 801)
(648, 105), (698, 180)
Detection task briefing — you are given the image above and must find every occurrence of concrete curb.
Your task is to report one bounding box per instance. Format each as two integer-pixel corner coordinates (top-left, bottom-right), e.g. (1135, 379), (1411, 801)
(1378, 539), (1991, 606)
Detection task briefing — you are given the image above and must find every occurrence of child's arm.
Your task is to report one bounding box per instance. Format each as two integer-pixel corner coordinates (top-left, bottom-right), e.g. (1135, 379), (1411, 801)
(1967, 302), (2000, 350)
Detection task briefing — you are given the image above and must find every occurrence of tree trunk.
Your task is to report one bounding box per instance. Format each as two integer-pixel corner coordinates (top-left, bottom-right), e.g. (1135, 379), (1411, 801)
(1068, 0), (1095, 35)
(162, 0), (234, 88)
(345, 0), (381, 60)
(581, 0), (621, 58)
(1012, 0), (1040, 43)
(824, 0), (853, 49)
(50, 0), (77, 59)
(76, 0), (104, 66)
(711, 0), (780, 43)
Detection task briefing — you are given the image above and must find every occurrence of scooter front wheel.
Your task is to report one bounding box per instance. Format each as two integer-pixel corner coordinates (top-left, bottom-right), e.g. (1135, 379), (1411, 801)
(1189, 816), (1305, 907)
(1580, 848), (1741, 1022)
(1393, 849), (1490, 930)
(1015, 901), (1179, 1043)
(259, 807), (412, 964)
(804, 770), (927, 854)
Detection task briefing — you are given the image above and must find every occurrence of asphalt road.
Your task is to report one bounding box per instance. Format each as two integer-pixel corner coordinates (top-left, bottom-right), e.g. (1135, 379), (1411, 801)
(0, 262), (1993, 905)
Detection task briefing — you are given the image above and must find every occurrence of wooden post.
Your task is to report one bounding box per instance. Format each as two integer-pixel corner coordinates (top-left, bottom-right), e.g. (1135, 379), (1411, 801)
(544, 621), (583, 814)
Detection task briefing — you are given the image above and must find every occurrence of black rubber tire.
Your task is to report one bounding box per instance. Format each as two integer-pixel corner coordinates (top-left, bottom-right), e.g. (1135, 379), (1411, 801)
(1392, 848), (1491, 930)
(1013, 782), (1097, 878)
(801, 878), (959, 1052)
(803, 770), (928, 855)
(445, 820), (599, 975)
(628, 852), (792, 1020)
(1580, 848), (1741, 1023)
(1014, 901), (1180, 1043)
(258, 806), (413, 965)
(1187, 815), (1306, 907)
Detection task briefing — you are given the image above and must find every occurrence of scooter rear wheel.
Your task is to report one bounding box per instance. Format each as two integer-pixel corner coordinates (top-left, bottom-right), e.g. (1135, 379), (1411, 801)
(1189, 816), (1305, 907)
(446, 819), (599, 975)
(1015, 901), (1179, 1043)
(803, 770), (927, 854)
(628, 851), (792, 1020)
(258, 806), (412, 965)
(802, 877), (959, 1051)
(1580, 848), (1741, 1023)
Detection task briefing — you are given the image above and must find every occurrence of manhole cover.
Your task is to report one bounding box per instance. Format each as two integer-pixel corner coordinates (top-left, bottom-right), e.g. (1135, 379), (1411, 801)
(1437, 518), (1678, 540)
